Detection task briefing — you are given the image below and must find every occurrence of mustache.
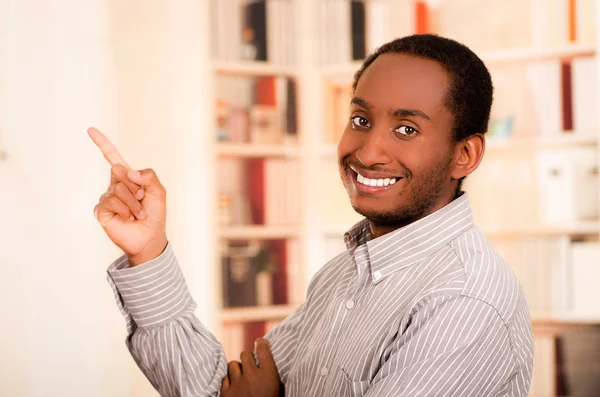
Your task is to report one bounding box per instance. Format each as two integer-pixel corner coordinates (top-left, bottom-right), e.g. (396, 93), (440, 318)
(343, 158), (409, 178)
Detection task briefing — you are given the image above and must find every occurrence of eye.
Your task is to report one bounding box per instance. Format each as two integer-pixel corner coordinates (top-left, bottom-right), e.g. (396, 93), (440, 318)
(395, 125), (418, 137)
(351, 115), (370, 129)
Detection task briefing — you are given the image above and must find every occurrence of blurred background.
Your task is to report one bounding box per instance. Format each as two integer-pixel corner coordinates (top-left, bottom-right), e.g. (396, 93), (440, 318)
(1, 0), (599, 396)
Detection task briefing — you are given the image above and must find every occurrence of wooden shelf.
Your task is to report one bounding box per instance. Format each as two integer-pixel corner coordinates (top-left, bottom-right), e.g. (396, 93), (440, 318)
(315, 44), (596, 77)
(532, 317), (600, 337)
(482, 43), (596, 66)
(213, 61), (298, 77)
(216, 143), (301, 158)
(482, 222), (600, 238)
(221, 304), (299, 323)
(218, 225), (302, 239)
(486, 134), (598, 152)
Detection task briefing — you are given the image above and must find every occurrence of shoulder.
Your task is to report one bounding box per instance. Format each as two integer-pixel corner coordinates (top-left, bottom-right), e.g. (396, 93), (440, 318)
(449, 227), (530, 329)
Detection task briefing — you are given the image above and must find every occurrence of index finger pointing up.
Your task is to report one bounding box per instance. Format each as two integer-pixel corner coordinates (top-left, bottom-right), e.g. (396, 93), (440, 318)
(87, 127), (131, 170)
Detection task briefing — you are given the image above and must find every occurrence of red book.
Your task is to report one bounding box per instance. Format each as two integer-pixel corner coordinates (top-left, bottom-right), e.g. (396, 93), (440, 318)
(244, 321), (266, 352)
(246, 158), (265, 224)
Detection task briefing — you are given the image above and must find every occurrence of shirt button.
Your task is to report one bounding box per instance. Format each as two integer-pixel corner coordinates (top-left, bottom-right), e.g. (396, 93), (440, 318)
(321, 366), (329, 377)
(345, 299), (355, 310)
(372, 271), (382, 281)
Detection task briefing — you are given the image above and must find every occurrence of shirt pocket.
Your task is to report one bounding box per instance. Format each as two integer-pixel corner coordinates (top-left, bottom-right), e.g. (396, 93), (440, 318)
(338, 366), (371, 397)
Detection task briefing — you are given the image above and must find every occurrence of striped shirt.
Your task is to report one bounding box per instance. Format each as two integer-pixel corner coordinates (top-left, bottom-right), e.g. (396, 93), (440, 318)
(107, 193), (534, 396)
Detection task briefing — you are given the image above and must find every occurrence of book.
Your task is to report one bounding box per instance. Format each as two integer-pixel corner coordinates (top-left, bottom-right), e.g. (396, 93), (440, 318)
(222, 240), (261, 307)
(524, 60), (563, 137)
(243, 0), (268, 61)
(567, 242), (600, 320)
(530, 334), (556, 396)
(428, 0), (532, 53)
(243, 321), (267, 351)
(536, 147), (599, 224)
(572, 57), (598, 134)
(350, 0), (366, 60)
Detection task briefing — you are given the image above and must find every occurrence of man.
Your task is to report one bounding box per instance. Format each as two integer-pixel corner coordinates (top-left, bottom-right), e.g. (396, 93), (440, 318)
(91, 34), (534, 396)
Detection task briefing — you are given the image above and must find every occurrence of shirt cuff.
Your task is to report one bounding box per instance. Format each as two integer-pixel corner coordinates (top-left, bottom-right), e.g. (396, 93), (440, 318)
(106, 243), (196, 330)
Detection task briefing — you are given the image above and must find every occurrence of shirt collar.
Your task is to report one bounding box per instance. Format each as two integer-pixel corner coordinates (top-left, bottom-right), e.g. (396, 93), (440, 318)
(344, 193), (475, 283)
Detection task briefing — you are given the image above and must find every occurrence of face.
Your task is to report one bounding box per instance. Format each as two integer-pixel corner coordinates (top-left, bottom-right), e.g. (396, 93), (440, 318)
(338, 53), (460, 235)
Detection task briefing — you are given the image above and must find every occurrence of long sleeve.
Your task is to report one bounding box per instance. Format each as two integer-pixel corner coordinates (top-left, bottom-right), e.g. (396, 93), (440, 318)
(361, 295), (523, 397)
(107, 244), (228, 397)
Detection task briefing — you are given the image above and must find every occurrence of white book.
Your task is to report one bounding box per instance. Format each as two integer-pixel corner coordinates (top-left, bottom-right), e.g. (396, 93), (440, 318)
(572, 57), (598, 134)
(365, 1), (387, 54)
(255, 271), (273, 306)
(525, 60), (562, 136)
(266, 0), (282, 64)
(536, 147), (599, 223)
(230, 0), (243, 61)
(333, 0), (351, 63)
(386, 0), (414, 41)
(529, 0), (568, 48)
(282, 0), (294, 63)
(529, 335), (556, 396)
(568, 242), (600, 320)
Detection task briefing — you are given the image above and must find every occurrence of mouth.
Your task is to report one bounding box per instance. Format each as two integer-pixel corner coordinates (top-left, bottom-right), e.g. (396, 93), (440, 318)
(348, 165), (404, 193)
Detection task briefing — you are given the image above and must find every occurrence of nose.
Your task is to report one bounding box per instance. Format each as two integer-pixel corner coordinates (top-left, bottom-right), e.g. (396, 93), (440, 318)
(355, 129), (392, 168)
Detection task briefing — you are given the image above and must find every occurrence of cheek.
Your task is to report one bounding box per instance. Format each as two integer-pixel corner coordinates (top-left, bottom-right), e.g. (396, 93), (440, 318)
(337, 125), (357, 158)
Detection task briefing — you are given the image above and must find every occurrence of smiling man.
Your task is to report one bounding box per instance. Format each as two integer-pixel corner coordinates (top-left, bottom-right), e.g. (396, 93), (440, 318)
(93, 34), (533, 397)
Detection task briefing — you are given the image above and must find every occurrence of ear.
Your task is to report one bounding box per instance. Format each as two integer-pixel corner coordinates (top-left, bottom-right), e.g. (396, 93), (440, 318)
(451, 133), (485, 181)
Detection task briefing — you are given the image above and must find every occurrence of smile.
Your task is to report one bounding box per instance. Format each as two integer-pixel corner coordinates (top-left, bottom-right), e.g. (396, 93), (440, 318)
(357, 173), (397, 187)
(349, 166), (403, 193)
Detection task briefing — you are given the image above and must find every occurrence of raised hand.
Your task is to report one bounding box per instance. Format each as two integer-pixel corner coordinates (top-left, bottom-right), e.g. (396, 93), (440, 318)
(89, 127), (168, 266)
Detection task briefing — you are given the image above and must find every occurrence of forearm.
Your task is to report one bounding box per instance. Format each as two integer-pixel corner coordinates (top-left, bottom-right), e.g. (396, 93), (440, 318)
(107, 244), (227, 396)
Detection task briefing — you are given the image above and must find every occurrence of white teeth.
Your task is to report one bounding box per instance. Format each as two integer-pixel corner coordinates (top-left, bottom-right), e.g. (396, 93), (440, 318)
(355, 172), (399, 187)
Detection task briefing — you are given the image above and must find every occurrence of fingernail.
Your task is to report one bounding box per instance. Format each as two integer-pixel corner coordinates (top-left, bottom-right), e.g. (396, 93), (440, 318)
(139, 210), (147, 220)
(129, 215), (135, 222)
(255, 338), (270, 348)
(136, 189), (145, 200)
(128, 171), (141, 179)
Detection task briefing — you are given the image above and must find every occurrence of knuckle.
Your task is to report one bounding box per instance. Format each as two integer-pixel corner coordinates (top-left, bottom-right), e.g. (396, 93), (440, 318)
(114, 182), (127, 195)
(107, 196), (121, 208)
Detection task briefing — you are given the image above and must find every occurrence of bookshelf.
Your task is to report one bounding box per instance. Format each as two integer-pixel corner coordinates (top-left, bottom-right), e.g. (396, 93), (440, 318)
(209, 0), (600, 395)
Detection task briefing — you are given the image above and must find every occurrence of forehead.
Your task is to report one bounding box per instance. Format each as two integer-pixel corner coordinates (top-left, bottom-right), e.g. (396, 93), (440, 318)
(355, 53), (451, 112)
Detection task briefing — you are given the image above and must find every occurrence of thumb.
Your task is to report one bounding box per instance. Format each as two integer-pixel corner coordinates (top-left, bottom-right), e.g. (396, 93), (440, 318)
(128, 168), (166, 199)
(254, 338), (276, 371)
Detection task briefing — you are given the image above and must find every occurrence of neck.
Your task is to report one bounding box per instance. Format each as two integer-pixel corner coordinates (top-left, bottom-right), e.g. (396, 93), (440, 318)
(368, 190), (462, 239)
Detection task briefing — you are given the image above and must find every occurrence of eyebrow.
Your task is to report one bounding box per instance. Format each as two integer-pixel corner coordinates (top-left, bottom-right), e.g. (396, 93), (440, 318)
(351, 96), (432, 121)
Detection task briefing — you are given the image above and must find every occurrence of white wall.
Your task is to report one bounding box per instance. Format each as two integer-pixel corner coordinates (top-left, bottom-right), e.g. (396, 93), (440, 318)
(0, 0), (214, 396)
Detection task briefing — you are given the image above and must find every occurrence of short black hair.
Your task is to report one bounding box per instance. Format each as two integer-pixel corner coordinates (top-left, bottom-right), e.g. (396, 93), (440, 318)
(352, 34), (493, 143)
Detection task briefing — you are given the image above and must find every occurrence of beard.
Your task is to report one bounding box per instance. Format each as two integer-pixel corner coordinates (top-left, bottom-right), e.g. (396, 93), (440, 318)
(350, 154), (454, 230)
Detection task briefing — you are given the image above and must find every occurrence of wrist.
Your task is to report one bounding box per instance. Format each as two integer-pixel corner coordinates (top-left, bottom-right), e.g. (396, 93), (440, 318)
(128, 237), (168, 267)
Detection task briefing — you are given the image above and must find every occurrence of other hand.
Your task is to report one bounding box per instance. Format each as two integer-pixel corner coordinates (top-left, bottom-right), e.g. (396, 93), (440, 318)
(221, 338), (282, 397)
(89, 127), (168, 265)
